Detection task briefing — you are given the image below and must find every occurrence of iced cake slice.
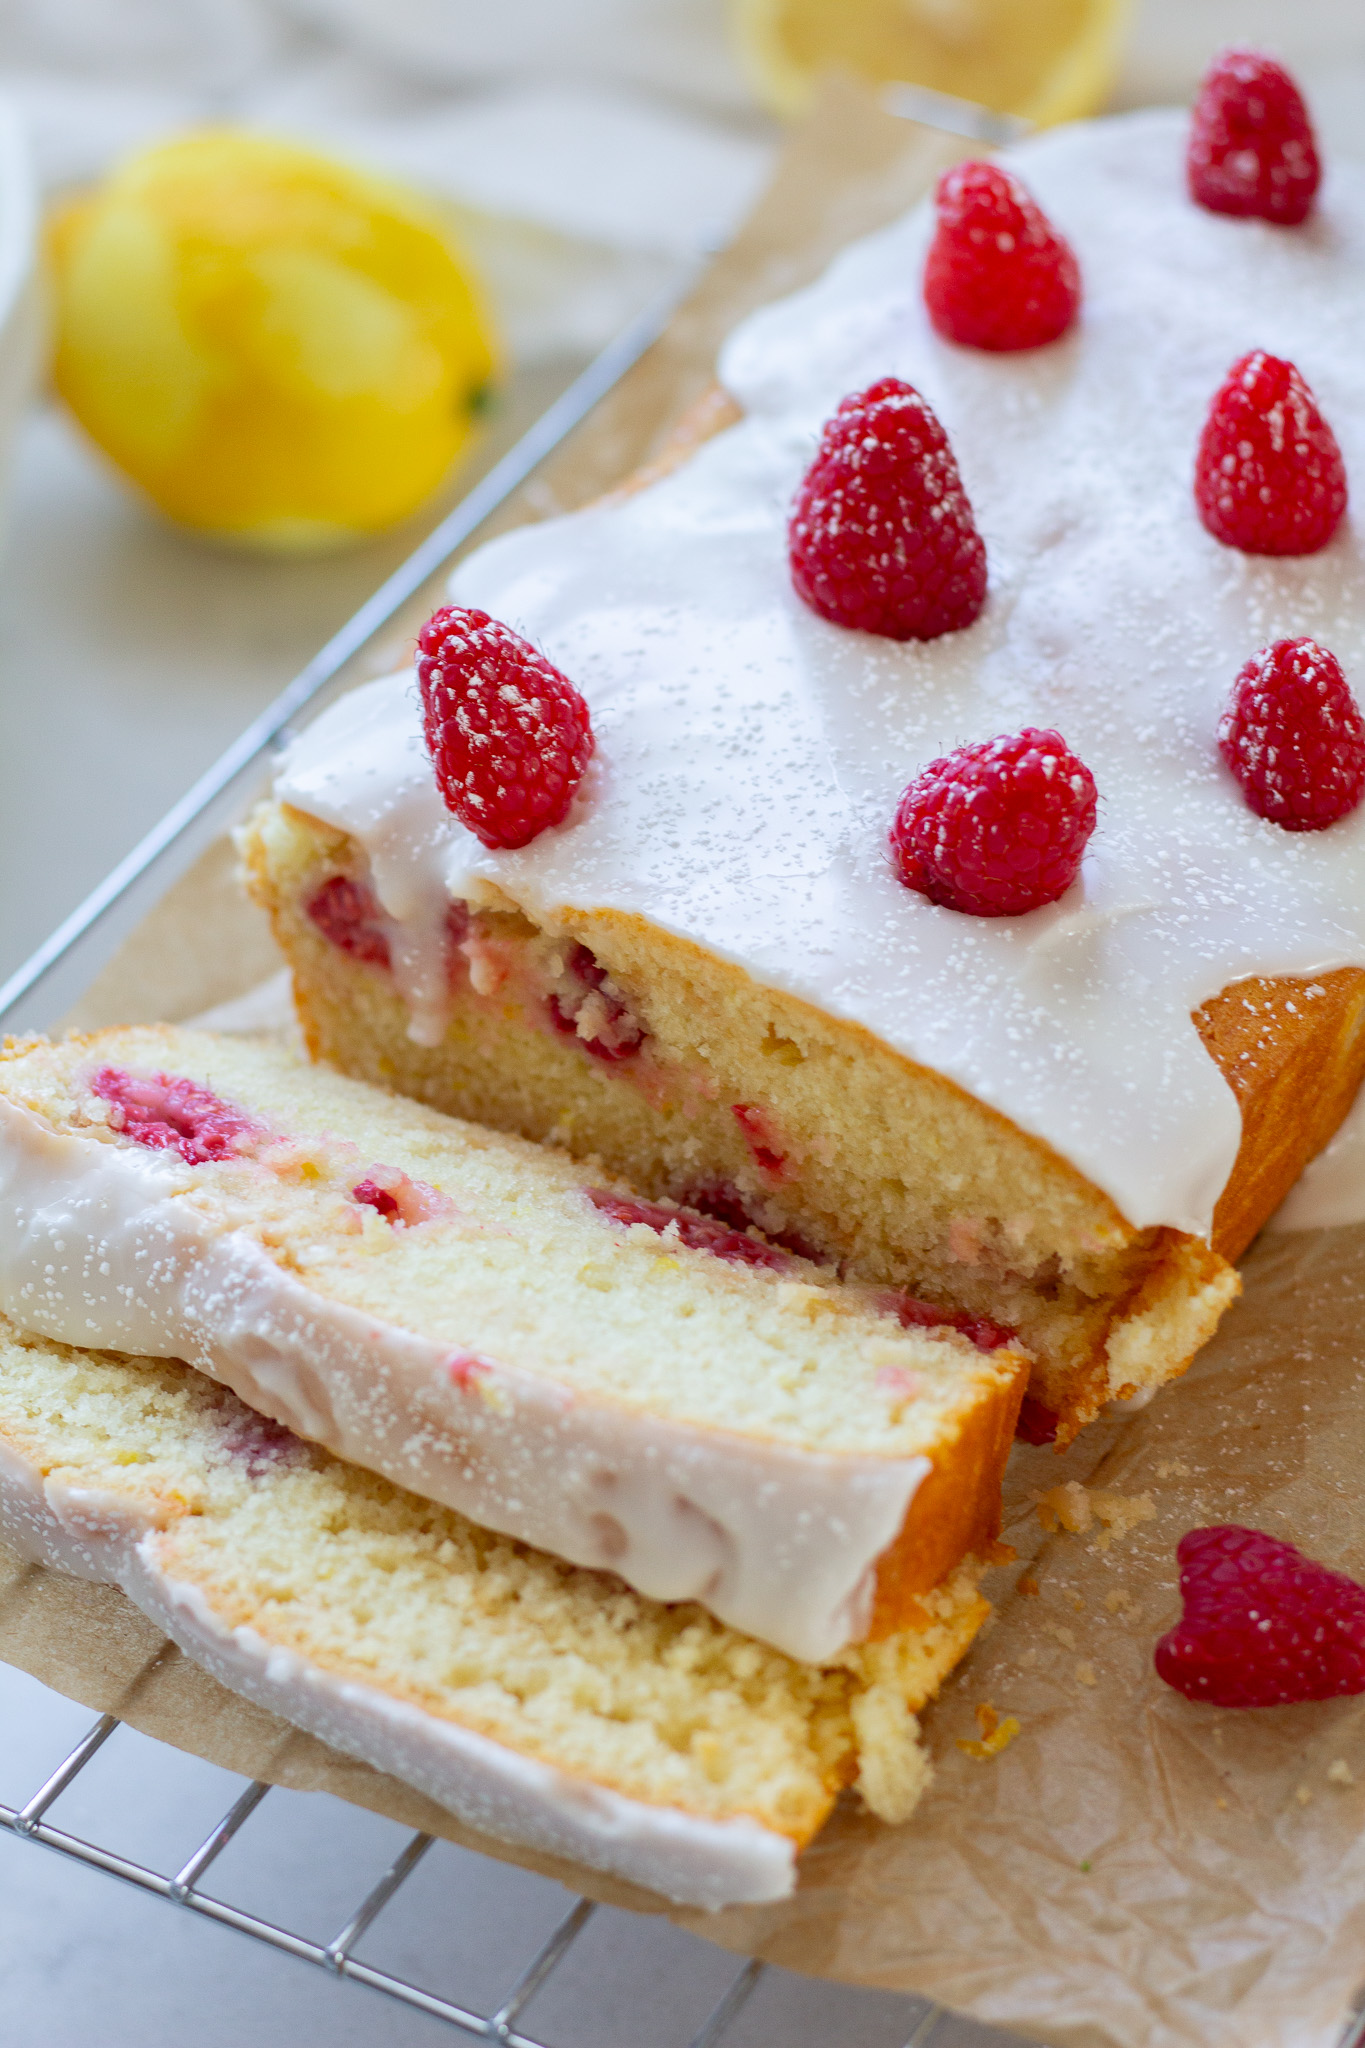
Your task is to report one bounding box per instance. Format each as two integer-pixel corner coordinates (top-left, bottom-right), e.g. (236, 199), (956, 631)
(0, 1314), (989, 1907)
(0, 1026), (1025, 1662)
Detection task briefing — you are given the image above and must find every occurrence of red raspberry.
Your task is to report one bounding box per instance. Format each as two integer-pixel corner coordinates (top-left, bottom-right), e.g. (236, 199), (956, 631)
(923, 160), (1080, 353)
(1155, 1525), (1365, 1708)
(418, 606), (594, 850)
(1219, 638), (1365, 832)
(585, 1189), (795, 1273)
(732, 1102), (786, 1176)
(547, 942), (644, 1062)
(305, 875), (391, 968)
(879, 1288), (1015, 1355)
(1015, 1397), (1059, 1446)
(1187, 49), (1320, 227)
(889, 727), (1097, 917)
(789, 377), (987, 641)
(91, 1067), (261, 1165)
(1195, 352), (1347, 557)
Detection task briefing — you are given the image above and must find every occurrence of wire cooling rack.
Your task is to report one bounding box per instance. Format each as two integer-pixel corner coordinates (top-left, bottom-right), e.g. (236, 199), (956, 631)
(0, 1697), (969, 2047)
(0, 1709), (713, 2044)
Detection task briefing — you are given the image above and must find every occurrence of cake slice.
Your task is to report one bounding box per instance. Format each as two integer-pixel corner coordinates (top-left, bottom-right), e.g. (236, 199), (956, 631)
(0, 1026), (1025, 1662)
(0, 1313), (989, 1907)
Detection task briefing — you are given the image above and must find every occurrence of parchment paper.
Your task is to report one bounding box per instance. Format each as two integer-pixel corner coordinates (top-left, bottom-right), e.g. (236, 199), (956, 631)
(10, 78), (1365, 2048)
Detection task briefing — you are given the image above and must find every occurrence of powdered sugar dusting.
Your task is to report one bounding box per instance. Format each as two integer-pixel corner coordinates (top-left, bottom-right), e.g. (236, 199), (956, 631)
(278, 111), (1365, 1236)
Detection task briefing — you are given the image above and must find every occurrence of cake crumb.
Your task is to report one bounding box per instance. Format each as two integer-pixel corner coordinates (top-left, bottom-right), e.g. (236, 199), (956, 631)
(1104, 1589), (1136, 1615)
(1035, 1481), (1156, 1551)
(1036, 1480), (1092, 1534)
(1329, 1760), (1355, 1786)
(1157, 1459), (1192, 1479)
(1296, 1784), (1314, 1806)
(1216, 1796), (1229, 1809)
(873, 1362), (922, 1407)
(1090, 1490), (1157, 1551)
(956, 1701), (1021, 1760)
(1048, 1623), (1077, 1651)
(776, 1282), (836, 1320)
(1067, 1589), (1085, 1612)
(1017, 1572), (1040, 1598)
(1075, 1661), (1097, 1687)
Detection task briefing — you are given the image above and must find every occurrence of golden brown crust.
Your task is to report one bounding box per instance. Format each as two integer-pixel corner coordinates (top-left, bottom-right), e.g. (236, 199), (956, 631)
(867, 1349), (1027, 1635)
(1196, 967), (1365, 1261)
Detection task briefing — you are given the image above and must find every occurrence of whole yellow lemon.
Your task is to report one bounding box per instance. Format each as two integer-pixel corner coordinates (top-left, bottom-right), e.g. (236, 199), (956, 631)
(48, 130), (501, 552)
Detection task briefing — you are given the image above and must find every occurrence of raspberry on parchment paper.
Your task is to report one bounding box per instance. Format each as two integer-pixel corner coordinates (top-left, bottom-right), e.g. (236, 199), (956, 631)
(1156, 1525), (1365, 1708)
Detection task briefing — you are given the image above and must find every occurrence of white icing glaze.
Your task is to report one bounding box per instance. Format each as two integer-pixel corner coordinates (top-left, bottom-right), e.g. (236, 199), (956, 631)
(0, 1419), (795, 1908)
(278, 109), (1365, 1239)
(0, 1097), (928, 1663)
(138, 1571), (796, 1910)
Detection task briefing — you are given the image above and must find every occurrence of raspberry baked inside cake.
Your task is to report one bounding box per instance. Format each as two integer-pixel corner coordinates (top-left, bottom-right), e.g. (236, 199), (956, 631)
(242, 104), (1365, 1443)
(0, 1026), (1024, 1661)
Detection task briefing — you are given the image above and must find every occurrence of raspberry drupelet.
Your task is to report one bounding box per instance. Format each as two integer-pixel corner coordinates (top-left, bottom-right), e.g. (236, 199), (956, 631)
(889, 728), (1097, 918)
(789, 378), (987, 641)
(418, 605), (594, 850)
(1155, 1525), (1365, 1708)
(1219, 639), (1365, 833)
(923, 160), (1080, 353)
(1195, 352), (1347, 558)
(1187, 49), (1320, 227)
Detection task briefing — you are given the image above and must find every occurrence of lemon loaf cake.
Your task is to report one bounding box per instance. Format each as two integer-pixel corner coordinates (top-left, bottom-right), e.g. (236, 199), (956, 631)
(0, 1026), (1025, 1662)
(242, 104), (1365, 1444)
(0, 1313), (990, 1906)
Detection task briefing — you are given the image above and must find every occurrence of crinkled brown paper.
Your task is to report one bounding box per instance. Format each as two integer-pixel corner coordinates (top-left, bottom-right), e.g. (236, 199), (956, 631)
(9, 79), (1365, 2048)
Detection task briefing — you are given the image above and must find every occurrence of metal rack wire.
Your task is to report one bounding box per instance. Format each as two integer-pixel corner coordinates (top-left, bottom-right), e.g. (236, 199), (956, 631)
(0, 1707), (822, 2046)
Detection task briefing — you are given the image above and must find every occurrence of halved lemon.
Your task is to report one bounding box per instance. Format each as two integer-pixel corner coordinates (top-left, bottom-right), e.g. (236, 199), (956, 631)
(730, 0), (1132, 127)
